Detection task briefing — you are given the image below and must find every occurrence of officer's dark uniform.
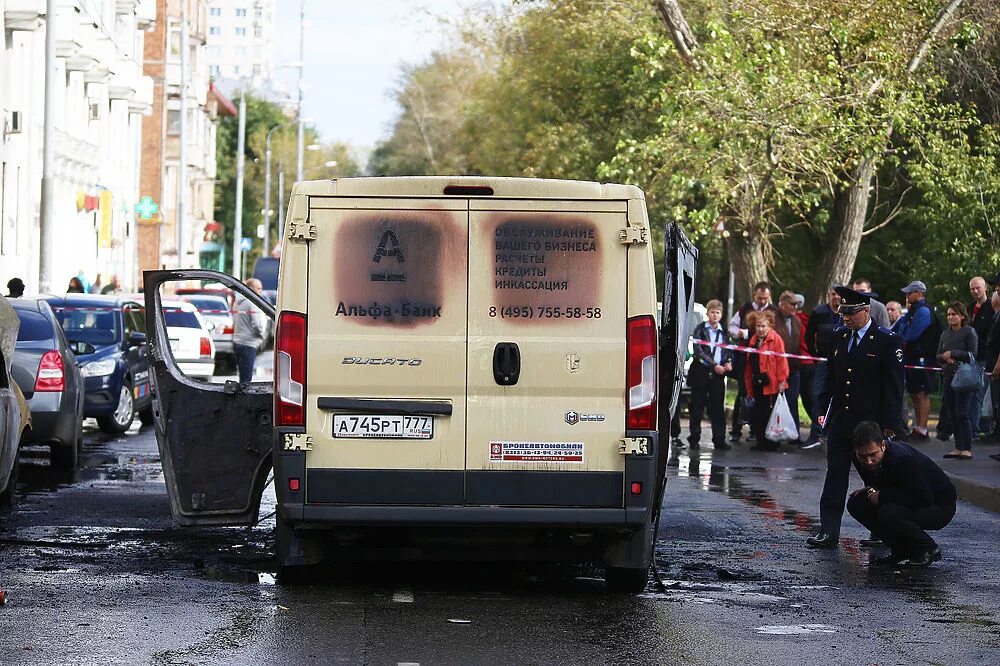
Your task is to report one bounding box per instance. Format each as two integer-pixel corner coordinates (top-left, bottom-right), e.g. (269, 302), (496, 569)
(808, 287), (905, 547)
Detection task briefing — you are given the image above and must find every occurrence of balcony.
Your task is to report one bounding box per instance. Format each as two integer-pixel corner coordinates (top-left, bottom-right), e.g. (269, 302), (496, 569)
(129, 76), (154, 114)
(4, 0), (44, 30)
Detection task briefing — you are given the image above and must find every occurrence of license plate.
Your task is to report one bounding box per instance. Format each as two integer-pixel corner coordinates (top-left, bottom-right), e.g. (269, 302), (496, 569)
(333, 414), (434, 439)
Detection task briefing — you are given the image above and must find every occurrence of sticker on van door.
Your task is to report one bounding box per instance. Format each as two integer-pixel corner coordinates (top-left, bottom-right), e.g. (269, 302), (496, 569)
(489, 441), (584, 463)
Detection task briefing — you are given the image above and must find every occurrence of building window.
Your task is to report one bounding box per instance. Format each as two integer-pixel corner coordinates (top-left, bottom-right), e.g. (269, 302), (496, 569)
(235, 8), (247, 17)
(209, 26), (220, 36)
(254, 26), (262, 38)
(167, 110), (180, 136)
(209, 7), (221, 16)
(235, 27), (246, 36)
(209, 65), (220, 78)
(254, 7), (262, 18)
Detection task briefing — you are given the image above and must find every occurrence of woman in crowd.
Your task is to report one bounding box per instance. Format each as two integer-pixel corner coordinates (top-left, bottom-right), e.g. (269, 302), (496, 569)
(744, 310), (790, 451)
(939, 301), (979, 459)
(66, 277), (85, 293)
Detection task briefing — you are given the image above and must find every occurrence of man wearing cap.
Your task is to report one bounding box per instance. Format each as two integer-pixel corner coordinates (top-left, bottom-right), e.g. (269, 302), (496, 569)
(897, 280), (941, 440)
(807, 286), (905, 549)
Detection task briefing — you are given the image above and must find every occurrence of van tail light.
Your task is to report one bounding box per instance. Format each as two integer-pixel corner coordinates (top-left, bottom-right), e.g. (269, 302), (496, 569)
(35, 351), (66, 392)
(199, 337), (212, 358)
(626, 315), (657, 430)
(275, 311), (306, 427)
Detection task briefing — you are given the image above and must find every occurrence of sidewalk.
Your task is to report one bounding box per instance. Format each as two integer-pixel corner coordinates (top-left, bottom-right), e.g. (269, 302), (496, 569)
(685, 432), (1000, 514)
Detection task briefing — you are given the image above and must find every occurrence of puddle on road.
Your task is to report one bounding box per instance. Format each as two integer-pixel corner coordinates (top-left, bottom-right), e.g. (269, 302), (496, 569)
(755, 624), (839, 635)
(16, 451), (163, 494)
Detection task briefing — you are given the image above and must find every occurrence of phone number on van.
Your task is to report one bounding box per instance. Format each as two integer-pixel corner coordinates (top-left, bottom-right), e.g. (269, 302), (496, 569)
(488, 306), (602, 320)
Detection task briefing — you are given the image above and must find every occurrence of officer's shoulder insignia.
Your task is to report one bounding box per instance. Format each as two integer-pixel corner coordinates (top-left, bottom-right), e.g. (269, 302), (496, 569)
(895, 348), (903, 363)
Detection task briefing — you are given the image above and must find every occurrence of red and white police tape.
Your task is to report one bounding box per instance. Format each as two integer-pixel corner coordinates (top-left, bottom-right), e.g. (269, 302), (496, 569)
(689, 338), (989, 374)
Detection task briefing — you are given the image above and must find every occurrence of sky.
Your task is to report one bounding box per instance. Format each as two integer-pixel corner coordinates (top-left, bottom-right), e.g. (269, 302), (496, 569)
(272, 1), (501, 158)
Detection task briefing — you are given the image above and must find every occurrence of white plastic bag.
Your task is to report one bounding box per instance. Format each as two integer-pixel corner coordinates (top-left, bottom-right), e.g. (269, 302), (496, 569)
(983, 383), (994, 419)
(766, 392), (799, 442)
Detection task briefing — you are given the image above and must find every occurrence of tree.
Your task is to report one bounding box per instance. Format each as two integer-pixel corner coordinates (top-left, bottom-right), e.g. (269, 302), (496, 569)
(633, 0), (971, 303)
(215, 94), (360, 262)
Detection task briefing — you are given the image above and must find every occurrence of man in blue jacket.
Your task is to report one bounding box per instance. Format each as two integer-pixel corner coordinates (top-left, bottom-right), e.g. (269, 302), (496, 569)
(847, 421), (956, 566)
(896, 280), (939, 440)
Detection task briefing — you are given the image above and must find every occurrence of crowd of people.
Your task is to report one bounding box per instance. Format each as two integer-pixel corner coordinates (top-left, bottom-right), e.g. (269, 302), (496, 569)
(683, 274), (1000, 462)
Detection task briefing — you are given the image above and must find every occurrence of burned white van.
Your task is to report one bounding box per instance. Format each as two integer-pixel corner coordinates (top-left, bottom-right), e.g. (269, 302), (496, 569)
(144, 177), (697, 592)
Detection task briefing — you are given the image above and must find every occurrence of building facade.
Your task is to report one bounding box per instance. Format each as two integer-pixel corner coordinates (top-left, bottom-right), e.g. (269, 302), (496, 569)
(204, 0), (274, 87)
(138, 0), (235, 276)
(1, 0), (155, 294)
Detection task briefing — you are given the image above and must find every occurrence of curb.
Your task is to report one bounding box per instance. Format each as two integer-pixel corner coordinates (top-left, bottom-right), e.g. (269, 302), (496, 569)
(946, 471), (1000, 515)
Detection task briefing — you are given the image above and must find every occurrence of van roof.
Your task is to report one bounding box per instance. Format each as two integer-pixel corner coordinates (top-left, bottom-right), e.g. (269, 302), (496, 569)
(290, 176), (644, 201)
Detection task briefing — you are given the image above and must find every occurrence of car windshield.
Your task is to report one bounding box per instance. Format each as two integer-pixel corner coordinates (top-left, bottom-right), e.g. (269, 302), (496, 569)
(14, 308), (53, 342)
(184, 296), (230, 315)
(164, 308), (203, 329)
(52, 306), (119, 345)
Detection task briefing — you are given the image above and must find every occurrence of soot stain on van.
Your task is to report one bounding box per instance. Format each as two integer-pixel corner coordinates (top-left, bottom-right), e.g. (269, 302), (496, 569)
(332, 211), (466, 328)
(487, 215), (603, 321)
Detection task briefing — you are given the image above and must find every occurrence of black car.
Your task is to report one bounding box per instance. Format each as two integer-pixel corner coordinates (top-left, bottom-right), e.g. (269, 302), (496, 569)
(10, 299), (86, 467)
(43, 295), (153, 434)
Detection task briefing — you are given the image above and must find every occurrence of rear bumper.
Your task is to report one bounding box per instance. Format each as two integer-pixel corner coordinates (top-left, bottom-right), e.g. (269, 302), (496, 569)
(274, 430), (660, 532)
(23, 391), (78, 445)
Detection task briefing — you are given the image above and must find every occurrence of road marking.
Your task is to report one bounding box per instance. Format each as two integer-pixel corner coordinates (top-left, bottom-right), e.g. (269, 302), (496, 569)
(392, 589), (414, 603)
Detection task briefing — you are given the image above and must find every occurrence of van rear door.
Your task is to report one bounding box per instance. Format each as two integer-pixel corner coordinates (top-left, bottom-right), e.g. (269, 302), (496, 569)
(303, 199), (469, 504)
(465, 199), (630, 507)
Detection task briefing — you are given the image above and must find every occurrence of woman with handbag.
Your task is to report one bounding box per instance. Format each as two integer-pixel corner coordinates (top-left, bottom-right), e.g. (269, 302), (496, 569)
(939, 301), (979, 459)
(744, 310), (790, 451)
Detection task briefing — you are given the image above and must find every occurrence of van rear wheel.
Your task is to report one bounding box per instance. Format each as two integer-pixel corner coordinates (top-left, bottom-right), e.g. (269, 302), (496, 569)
(605, 566), (649, 593)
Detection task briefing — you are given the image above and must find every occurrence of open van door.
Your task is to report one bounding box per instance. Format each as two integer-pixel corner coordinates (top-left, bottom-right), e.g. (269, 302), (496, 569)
(143, 269), (275, 526)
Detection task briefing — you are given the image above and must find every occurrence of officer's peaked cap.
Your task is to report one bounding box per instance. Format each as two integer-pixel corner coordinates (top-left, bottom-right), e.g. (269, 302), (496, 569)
(834, 285), (870, 313)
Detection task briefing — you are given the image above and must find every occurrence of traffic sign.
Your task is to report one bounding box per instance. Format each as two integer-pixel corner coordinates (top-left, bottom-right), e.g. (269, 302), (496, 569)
(240, 237), (253, 252)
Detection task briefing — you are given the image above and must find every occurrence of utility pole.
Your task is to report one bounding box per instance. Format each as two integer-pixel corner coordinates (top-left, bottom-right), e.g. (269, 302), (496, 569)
(263, 141), (272, 257)
(277, 164), (285, 242)
(177, 0), (189, 269)
(38, 0), (57, 293)
(232, 91), (247, 279)
(296, 0), (305, 182)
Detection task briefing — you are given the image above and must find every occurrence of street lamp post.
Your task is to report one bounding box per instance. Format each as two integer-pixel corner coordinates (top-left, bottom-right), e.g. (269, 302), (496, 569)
(38, 0), (57, 293)
(177, 0), (189, 269)
(277, 163), (285, 242)
(265, 122), (311, 257)
(296, 0), (306, 182)
(232, 91), (247, 279)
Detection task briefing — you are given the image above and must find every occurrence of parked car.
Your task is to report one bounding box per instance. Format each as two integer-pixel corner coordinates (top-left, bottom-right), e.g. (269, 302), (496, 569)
(10, 298), (86, 467)
(1, 294), (31, 511)
(179, 293), (233, 366)
(161, 300), (216, 380)
(43, 295), (153, 434)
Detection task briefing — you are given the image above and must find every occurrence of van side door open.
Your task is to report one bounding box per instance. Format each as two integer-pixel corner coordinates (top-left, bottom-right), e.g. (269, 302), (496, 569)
(143, 269), (275, 526)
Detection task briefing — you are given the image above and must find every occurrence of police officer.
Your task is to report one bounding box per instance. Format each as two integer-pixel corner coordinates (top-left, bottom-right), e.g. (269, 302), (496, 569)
(807, 286), (905, 549)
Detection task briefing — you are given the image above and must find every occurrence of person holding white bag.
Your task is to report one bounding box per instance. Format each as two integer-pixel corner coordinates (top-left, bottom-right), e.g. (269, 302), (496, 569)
(744, 310), (790, 452)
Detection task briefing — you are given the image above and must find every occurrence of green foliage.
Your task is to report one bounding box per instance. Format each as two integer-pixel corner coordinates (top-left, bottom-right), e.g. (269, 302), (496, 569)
(215, 94), (361, 263)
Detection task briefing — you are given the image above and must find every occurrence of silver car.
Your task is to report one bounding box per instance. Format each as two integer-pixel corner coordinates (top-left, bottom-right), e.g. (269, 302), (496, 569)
(180, 294), (234, 365)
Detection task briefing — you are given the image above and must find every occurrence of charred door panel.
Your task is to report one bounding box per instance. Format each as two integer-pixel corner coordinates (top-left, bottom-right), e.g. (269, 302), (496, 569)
(144, 269), (275, 527)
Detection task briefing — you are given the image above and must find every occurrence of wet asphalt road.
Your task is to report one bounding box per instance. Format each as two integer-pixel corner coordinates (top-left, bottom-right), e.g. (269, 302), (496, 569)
(1, 420), (999, 665)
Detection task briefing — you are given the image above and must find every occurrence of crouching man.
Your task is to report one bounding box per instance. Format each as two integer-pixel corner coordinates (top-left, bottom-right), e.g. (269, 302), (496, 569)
(848, 421), (957, 567)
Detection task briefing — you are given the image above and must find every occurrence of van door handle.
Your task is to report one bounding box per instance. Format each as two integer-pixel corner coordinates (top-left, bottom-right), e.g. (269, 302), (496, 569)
(493, 342), (521, 386)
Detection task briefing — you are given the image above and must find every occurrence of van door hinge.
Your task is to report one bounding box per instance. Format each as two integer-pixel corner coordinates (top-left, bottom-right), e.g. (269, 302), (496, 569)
(619, 437), (649, 455)
(283, 433), (314, 451)
(287, 222), (317, 242)
(619, 226), (648, 246)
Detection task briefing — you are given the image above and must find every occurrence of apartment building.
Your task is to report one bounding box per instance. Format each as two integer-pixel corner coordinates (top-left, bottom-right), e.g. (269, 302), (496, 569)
(204, 0), (275, 87)
(1, 0), (156, 292)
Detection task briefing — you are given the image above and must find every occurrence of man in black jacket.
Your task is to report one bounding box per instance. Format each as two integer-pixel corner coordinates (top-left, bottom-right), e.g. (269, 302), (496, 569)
(688, 300), (733, 450)
(807, 286), (905, 549)
(847, 421), (957, 566)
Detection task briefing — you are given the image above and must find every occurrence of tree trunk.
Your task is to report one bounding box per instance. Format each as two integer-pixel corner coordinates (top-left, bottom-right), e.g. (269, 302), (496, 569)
(809, 158), (876, 306)
(724, 227), (768, 302)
